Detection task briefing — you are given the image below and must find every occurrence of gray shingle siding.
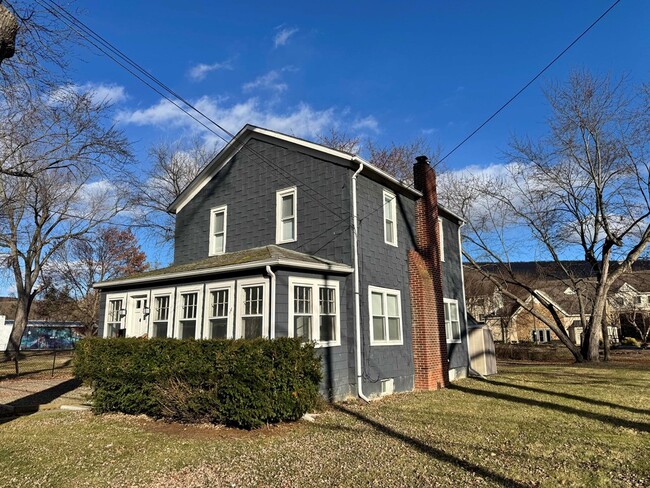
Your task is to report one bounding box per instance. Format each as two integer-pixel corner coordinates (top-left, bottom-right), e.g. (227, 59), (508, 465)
(354, 174), (417, 396)
(174, 136), (352, 267)
(440, 217), (470, 371)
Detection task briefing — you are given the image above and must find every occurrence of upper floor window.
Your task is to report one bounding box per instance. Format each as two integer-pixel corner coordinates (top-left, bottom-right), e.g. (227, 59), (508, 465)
(209, 205), (227, 256)
(276, 187), (297, 244)
(369, 286), (403, 345)
(288, 277), (340, 347)
(383, 190), (397, 246)
(444, 298), (461, 343)
(438, 217), (445, 262)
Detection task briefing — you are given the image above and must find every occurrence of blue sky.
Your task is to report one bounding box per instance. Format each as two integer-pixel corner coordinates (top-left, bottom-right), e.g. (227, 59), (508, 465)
(58, 0), (649, 264)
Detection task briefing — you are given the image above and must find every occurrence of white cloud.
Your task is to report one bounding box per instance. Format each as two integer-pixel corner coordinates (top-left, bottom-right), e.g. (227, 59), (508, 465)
(48, 82), (127, 106)
(243, 70), (288, 93)
(188, 61), (232, 81)
(274, 27), (298, 48)
(352, 116), (379, 133)
(116, 96), (337, 142)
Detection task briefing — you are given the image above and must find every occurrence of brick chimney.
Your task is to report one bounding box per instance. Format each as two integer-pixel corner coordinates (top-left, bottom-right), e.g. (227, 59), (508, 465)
(408, 156), (449, 390)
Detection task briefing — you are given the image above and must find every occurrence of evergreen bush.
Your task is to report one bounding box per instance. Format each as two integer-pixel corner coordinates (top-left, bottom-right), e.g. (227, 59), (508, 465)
(74, 337), (322, 429)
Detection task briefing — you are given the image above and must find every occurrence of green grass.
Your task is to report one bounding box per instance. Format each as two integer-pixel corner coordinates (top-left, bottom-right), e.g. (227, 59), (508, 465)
(1, 362), (648, 487)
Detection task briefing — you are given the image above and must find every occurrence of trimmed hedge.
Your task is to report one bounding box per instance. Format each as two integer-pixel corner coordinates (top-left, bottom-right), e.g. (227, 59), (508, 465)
(74, 337), (322, 429)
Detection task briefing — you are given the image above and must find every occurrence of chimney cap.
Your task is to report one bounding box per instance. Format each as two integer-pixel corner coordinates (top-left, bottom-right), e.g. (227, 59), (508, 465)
(415, 155), (430, 165)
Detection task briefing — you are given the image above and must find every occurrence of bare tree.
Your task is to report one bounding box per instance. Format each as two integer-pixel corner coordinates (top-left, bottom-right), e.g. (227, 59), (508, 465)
(0, 87), (132, 357)
(46, 226), (148, 335)
(317, 128), (360, 154)
(139, 138), (213, 242)
(442, 71), (650, 362)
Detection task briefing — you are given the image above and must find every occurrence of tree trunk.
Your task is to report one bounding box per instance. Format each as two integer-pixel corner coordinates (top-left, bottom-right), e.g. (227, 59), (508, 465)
(0, 2), (18, 64)
(5, 296), (30, 359)
(583, 294), (607, 361)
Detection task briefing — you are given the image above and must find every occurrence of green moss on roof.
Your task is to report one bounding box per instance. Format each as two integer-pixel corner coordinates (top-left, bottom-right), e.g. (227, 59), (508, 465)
(97, 245), (349, 286)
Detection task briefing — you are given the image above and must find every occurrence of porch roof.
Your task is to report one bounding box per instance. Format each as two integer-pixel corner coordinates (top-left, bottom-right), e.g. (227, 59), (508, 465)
(94, 245), (353, 289)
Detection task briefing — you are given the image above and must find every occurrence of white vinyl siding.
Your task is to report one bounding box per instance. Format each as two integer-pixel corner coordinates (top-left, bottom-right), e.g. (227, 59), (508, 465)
(383, 190), (398, 246)
(276, 187), (297, 244)
(444, 298), (461, 343)
(209, 205), (227, 255)
(288, 277), (340, 347)
(369, 286), (403, 346)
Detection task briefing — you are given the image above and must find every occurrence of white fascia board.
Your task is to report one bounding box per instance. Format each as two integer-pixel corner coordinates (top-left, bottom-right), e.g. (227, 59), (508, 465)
(169, 125), (422, 213)
(94, 258), (353, 289)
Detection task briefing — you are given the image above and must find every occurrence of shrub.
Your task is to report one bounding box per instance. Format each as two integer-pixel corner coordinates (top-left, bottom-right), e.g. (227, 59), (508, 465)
(621, 337), (641, 348)
(74, 337), (322, 429)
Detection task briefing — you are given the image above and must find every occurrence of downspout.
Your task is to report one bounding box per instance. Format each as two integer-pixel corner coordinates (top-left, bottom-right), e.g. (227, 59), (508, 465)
(266, 265), (276, 339)
(459, 223), (486, 379)
(351, 158), (370, 402)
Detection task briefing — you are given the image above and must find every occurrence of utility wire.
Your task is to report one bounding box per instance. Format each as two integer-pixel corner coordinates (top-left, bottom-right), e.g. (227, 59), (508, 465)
(437, 0), (622, 166)
(37, 0), (346, 218)
(359, 0), (622, 225)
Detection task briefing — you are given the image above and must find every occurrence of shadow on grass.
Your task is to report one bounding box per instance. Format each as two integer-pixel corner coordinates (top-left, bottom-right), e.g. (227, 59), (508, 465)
(0, 378), (81, 425)
(481, 378), (650, 416)
(332, 404), (528, 488)
(450, 384), (650, 433)
(0, 361), (73, 381)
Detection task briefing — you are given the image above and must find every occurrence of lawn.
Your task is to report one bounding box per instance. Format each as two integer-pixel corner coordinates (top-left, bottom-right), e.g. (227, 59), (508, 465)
(1, 362), (648, 487)
(0, 351), (74, 379)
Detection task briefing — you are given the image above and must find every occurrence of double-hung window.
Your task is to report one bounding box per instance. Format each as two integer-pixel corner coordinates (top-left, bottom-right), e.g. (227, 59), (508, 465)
(236, 280), (268, 339)
(369, 286), (403, 345)
(289, 278), (340, 347)
(152, 294), (172, 338)
(209, 205), (227, 255)
(383, 190), (397, 246)
(444, 298), (461, 343)
(106, 298), (124, 338)
(205, 282), (234, 339)
(276, 187), (297, 244)
(176, 286), (202, 339)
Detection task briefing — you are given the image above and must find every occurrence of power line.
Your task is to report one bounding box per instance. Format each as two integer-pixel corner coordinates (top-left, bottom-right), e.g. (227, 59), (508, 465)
(37, 0), (346, 219)
(437, 0), (622, 166)
(359, 0), (621, 225)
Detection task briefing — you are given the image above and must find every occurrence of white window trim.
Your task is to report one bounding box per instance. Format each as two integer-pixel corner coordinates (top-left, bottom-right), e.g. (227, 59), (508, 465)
(444, 298), (462, 344)
(288, 277), (341, 347)
(203, 281), (235, 339)
(104, 293), (127, 338)
(175, 285), (204, 340)
(151, 287), (175, 338)
(383, 190), (398, 247)
(209, 205), (227, 256)
(276, 187), (297, 244)
(439, 217), (445, 262)
(368, 285), (404, 346)
(235, 278), (269, 339)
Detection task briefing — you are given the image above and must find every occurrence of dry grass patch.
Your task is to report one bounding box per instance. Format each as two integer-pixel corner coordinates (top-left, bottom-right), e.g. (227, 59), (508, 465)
(1, 362), (648, 487)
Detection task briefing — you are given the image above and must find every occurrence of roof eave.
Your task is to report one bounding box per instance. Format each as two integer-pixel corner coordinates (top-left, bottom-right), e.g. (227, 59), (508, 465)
(93, 257), (354, 289)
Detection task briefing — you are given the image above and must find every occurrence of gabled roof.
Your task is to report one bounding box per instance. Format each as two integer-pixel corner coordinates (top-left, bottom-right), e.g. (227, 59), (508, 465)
(94, 245), (353, 289)
(168, 124), (424, 214)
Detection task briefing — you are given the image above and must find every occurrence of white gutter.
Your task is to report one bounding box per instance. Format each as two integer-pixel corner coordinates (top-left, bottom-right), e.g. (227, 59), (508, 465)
(266, 266), (276, 339)
(352, 158), (369, 402)
(94, 258), (353, 289)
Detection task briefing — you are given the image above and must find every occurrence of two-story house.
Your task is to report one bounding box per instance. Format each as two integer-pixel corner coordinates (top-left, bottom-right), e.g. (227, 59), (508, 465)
(95, 125), (472, 400)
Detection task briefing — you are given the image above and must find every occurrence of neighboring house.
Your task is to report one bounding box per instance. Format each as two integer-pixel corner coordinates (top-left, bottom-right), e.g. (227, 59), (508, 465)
(94, 125), (473, 400)
(0, 317), (83, 350)
(465, 265), (650, 345)
(609, 271), (650, 343)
